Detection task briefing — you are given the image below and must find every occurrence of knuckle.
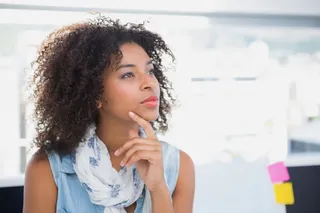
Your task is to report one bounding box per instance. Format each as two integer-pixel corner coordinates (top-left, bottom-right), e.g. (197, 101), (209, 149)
(156, 144), (162, 151)
(136, 152), (141, 158)
(124, 151), (132, 159)
(123, 144), (129, 150)
(136, 152), (142, 159)
(154, 146), (161, 152)
(131, 146), (138, 153)
(132, 138), (140, 144)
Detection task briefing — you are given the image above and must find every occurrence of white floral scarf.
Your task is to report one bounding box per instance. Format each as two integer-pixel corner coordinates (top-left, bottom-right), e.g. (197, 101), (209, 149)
(72, 124), (152, 213)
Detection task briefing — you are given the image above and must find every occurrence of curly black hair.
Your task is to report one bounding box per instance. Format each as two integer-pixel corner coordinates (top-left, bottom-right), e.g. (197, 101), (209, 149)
(30, 15), (176, 155)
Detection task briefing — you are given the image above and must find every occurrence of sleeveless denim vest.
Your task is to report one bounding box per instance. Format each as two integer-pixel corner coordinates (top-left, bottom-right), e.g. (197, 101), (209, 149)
(48, 141), (180, 213)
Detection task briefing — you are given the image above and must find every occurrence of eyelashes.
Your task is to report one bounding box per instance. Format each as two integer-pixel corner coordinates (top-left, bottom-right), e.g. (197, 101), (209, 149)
(121, 72), (134, 79)
(147, 69), (155, 75)
(120, 69), (155, 79)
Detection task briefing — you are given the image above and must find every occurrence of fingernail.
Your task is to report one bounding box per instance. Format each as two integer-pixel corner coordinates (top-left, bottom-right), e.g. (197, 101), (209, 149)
(120, 160), (124, 166)
(114, 150), (119, 156)
(129, 111), (135, 117)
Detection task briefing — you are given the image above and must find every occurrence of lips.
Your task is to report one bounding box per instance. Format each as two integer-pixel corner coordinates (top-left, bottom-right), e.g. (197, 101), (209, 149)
(141, 96), (159, 107)
(142, 96), (158, 103)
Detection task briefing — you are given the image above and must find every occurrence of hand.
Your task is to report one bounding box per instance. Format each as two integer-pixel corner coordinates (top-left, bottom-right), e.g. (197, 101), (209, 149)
(114, 111), (166, 192)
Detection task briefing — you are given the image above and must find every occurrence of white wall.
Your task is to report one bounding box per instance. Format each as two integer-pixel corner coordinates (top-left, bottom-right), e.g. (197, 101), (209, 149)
(0, 56), (20, 176)
(203, 0), (320, 15)
(1, 0), (320, 15)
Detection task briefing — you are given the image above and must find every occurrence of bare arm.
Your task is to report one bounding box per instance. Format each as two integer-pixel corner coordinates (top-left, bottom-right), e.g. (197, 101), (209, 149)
(172, 150), (195, 213)
(150, 150), (195, 213)
(23, 152), (57, 213)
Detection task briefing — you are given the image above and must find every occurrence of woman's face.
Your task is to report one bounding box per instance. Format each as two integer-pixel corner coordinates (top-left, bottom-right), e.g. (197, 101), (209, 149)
(99, 42), (160, 122)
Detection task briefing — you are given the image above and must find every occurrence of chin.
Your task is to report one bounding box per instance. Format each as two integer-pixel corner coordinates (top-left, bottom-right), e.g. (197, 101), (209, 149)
(137, 110), (159, 122)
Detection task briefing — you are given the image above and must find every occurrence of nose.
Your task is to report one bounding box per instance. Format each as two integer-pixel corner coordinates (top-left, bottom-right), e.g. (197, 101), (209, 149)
(139, 73), (157, 91)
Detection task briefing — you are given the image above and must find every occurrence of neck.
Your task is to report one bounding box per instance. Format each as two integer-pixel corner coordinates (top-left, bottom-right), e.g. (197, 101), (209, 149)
(96, 115), (139, 152)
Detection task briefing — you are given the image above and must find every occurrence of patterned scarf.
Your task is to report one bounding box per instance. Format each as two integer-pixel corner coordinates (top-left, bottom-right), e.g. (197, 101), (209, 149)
(72, 124), (152, 213)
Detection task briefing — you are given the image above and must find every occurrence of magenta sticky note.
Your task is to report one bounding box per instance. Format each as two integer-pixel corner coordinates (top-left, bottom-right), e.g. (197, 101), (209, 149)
(267, 161), (290, 183)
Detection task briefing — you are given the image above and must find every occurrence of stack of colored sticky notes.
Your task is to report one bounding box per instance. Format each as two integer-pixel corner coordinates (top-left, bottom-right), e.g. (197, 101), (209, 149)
(267, 161), (295, 205)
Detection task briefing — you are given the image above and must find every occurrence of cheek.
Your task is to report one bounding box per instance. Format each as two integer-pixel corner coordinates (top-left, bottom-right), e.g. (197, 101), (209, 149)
(105, 83), (137, 106)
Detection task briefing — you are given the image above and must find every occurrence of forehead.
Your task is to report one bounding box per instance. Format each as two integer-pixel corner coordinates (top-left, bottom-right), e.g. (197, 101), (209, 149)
(119, 43), (150, 63)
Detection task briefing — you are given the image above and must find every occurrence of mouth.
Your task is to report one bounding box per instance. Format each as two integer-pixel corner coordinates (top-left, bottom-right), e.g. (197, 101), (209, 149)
(141, 96), (159, 107)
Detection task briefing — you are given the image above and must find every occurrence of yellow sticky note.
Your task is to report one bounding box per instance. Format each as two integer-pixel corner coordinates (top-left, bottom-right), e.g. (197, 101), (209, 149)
(273, 182), (295, 205)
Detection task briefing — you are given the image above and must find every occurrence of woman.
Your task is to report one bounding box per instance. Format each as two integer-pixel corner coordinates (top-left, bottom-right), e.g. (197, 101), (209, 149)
(23, 16), (195, 213)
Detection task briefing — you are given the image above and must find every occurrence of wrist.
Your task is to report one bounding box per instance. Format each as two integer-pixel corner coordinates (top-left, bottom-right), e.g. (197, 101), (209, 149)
(149, 181), (170, 194)
(149, 181), (174, 213)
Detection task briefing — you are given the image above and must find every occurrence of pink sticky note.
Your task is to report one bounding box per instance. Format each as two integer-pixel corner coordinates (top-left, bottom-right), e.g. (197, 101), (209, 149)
(267, 161), (290, 184)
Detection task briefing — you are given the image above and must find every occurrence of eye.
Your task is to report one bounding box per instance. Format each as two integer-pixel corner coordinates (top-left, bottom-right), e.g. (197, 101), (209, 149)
(147, 69), (155, 75)
(121, 72), (134, 79)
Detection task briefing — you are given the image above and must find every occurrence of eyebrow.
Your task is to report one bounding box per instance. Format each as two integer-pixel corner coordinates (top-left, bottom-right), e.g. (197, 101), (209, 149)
(117, 60), (153, 70)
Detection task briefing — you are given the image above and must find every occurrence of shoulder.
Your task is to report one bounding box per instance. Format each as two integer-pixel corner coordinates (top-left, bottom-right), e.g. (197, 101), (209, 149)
(177, 149), (195, 194)
(24, 150), (56, 189)
(178, 149), (195, 174)
(172, 149), (195, 212)
(25, 150), (52, 178)
(23, 150), (57, 213)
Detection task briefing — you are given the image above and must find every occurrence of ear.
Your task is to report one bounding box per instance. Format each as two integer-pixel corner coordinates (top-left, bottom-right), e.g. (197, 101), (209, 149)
(96, 100), (103, 109)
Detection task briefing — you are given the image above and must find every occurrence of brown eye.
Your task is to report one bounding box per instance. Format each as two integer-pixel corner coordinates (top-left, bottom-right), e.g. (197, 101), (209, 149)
(147, 69), (155, 75)
(121, 72), (134, 79)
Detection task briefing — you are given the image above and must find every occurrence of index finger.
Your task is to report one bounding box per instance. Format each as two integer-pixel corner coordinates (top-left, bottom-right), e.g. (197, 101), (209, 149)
(129, 111), (157, 140)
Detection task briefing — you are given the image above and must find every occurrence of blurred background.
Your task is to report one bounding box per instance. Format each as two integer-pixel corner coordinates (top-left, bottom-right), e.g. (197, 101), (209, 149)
(0, 0), (320, 213)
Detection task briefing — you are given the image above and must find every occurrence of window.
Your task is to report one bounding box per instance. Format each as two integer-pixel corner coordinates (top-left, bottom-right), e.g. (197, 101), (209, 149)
(0, 5), (319, 213)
